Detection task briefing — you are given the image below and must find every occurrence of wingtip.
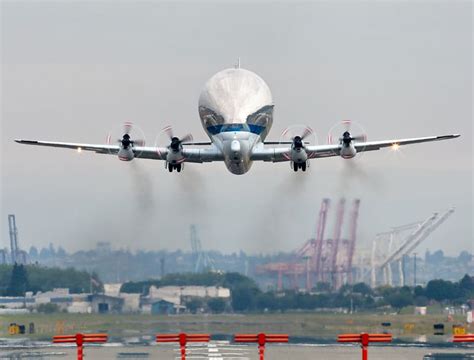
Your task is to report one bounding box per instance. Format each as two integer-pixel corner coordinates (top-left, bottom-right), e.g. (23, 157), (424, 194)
(14, 139), (39, 145)
(437, 134), (460, 140)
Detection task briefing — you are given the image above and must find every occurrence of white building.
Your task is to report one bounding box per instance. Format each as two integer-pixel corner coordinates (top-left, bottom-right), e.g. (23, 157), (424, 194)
(104, 283), (122, 297)
(148, 285), (231, 305)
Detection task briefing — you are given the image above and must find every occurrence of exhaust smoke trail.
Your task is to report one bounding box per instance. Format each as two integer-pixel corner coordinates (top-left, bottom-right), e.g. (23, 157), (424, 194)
(337, 159), (385, 195)
(129, 161), (155, 212)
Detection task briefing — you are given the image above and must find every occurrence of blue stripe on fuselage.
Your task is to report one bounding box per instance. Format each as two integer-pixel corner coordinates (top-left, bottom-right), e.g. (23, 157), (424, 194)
(207, 124), (265, 135)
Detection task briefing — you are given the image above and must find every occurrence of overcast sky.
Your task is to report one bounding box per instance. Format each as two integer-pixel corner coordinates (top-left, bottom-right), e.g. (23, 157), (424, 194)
(1, 1), (472, 258)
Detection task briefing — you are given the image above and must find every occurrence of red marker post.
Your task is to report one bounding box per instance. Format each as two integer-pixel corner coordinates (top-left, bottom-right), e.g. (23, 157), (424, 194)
(52, 333), (108, 360)
(156, 333), (210, 360)
(453, 334), (474, 343)
(337, 333), (392, 360)
(234, 333), (289, 360)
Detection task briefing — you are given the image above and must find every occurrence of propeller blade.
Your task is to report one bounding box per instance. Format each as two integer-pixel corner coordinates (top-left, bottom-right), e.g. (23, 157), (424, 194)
(279, 125), (317, 145)
(123, 121), (133, 135)
(180, 133), (194, 143)
(341, 119), (352, 132)
(133, 139), (146, 146)
(162, 125), (174, 140)
(281, 127), (290, 138)
(351, 134), (367, 142)
(301, 126), (314, 140)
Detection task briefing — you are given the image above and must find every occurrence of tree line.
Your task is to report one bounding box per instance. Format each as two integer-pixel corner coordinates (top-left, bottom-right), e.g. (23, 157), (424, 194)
(122, 273), (473, 313)
(2, 264), (472, 314)
(0, 264), (102, 296)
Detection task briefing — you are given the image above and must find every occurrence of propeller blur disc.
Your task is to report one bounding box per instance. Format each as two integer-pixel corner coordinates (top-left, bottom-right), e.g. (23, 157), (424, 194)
(278, 124), (318, 160)
(155, 125), (193, 161)
(106, 121), (146, 156)
(327, 120), (367, 156)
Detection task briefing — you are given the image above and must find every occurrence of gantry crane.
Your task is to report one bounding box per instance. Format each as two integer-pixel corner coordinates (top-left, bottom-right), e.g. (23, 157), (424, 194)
(190, 224), (215, 273)
(372, 208), (455, 286)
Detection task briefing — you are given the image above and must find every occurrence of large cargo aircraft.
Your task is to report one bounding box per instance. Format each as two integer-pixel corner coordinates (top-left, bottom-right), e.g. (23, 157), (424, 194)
(15, 66), (459, 175)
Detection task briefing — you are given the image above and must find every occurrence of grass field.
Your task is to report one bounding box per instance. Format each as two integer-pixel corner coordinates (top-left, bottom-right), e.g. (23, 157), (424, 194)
(1, 312), (471, 342)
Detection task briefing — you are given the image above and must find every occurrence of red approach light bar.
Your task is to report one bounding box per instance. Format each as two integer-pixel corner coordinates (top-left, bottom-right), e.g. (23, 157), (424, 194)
(337, 333), (392, 360)
(234, 333), (289, 360)
(52, 333), (108, 360)
(453, 334), (474, 342)
(156, 333), (210, 360)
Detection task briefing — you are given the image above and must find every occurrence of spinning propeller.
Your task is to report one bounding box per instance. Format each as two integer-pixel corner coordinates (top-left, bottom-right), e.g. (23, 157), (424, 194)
(279, 125), (317, 161)
(161, 125), (193, 152)
(155, 126), (194, 171)
(106, 122), (146, 159)
(327, 120), (367, 157)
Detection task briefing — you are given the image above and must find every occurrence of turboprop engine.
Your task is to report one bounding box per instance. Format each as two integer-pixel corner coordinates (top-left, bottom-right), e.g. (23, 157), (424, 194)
(327, 120), (367, 160)
(290, 135), (309, 164)
(339, 131), (357, 159)
(107, 122), (145, 161)
(280, 125), (316, 172)
(157, 126), (194, 172)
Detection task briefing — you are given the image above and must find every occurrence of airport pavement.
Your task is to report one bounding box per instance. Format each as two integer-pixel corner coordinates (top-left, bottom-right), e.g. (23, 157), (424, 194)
(1, 342), (474, 359)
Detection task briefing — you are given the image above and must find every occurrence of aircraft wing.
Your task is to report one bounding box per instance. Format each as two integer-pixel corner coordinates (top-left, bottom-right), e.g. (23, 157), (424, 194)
(14, 139), (223, 162)
(252, 134), (460, 162)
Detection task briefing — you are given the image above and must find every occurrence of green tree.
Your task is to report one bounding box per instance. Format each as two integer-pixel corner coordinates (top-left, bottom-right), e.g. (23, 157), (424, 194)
(7, 264), (29, 296)
(426, 279), (460, 301)
(387, 292), (413, 310)
(295, 293), (314, 310)
(207, 298), (226, 313)
(414, 285), (425, 297)
(414, 295), (429, 306)
(231, 284), (259, 311)
(0, 265), (100, 295)
(352, 283), (373, 296)
(186, 298), (204, 314)
(315, 282), (331, 292)
(256, 292), (279, 311)
(459, 274), (474, 294)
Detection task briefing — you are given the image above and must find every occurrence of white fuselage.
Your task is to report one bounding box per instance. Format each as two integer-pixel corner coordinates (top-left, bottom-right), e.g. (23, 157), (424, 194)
(198, 68), (274, 174)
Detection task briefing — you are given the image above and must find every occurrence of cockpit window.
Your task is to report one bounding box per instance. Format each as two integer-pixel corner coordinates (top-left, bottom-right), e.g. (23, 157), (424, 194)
(199, 106), (225, 127)
(246, 105), (274, 127)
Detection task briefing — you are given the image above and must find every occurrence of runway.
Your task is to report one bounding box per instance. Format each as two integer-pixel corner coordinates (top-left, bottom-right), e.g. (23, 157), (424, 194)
(2, 341), (474, 359)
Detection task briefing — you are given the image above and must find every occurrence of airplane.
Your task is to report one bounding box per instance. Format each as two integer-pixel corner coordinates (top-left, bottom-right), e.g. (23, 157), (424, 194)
(15, 65), (460, 175)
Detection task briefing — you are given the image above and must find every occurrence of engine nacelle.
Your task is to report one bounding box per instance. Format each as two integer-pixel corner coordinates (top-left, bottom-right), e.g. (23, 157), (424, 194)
(166, 150), (185, 164)
(340, 144), (357, 159)
(291, 147), (308, 163)
(118, 148), (134, 161)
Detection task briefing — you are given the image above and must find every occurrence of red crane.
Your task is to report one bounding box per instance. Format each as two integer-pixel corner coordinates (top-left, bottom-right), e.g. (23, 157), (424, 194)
(347, 199), (361, 284)
(330, 198), (346, 288)
(258, 198), (360, 291)
(314, 198), (330, 283)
